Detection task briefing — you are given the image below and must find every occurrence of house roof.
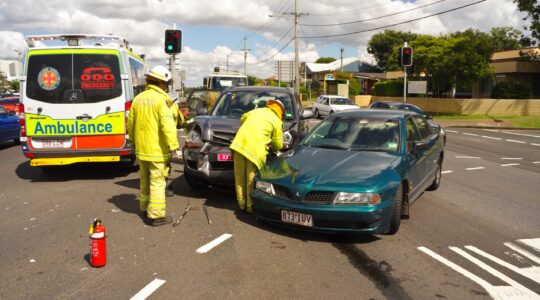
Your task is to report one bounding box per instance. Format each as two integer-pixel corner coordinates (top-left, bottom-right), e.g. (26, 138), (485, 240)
(306, 57), (362, 73)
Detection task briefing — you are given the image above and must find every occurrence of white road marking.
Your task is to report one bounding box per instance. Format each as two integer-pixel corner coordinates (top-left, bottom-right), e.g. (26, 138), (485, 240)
(196, 233), (233, 254)
(501, 157), (523, 160)
(418, 247), (527, 300)
(465, 246), (540, 284)
(533, 161), (540, 164)
(518, 238), (540, 253)
(483, 129), (500, 132)
(449, 247), (539, 299)
(504, 242), (540, 265)
(441, 170), (453, 174)
(531, 143), (540, 147)
(456, 156), (481, 159)
(130, 278), (166, 300)
(481, 135), (502, 140)
(502, 131), (540, 138)
(501, 163), (520, 167)
(445, 129), (459, 133)
(466, 167), (485, 171)
(463, 133), (480, 136)
(506, 139), (526, 144)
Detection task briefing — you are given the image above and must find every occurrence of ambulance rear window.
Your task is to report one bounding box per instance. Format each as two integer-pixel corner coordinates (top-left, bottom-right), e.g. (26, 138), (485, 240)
(26, 54), (122, 104)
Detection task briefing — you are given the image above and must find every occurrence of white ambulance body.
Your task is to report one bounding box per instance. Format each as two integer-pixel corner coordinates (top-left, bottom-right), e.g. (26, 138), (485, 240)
(19, 34), (148, 167)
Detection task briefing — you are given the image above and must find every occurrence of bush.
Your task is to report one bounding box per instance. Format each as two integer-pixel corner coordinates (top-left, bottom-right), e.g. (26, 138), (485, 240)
(491, 81), (531, 99)
(373, 80), (404, 96)
(349, 79), (361, 96)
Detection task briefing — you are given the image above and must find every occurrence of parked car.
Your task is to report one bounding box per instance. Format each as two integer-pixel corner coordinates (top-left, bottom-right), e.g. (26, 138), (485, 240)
(0, 105), (20, 144)
(312, 95), (359, 119)
(251, 109), (444, 235)
(369, 101), (446, 145)
(0, 96), (20, 115)
(183, 86), (313, 189)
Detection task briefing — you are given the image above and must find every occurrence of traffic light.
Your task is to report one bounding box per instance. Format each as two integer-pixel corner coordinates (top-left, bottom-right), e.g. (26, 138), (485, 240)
(400, 46), (413, 67)
(164, 29), (182, 54)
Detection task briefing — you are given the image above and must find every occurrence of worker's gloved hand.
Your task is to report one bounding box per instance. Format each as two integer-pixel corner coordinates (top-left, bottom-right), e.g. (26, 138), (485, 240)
(171, 149), (182, 159)
(186, 119), (195, 125)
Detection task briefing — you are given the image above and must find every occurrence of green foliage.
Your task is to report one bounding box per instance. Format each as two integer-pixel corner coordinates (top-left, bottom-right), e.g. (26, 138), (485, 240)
(9, 81), (19, 92)
(349, 79), (361, 96)
(490, 81), (532, 99)
(373, 80), (403, 97)
(410, 29), (494, 97)
(247, 75), (257, 86)
(315, 57), (337, 63)
(367, 30), (418, 70)
(489, 27), (524, 50)
(514, 0), (540, 45)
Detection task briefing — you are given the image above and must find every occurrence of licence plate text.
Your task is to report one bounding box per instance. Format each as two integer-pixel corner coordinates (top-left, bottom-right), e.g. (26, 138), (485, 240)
(217, 153), (233, 161)
(281, 211), (313, 227)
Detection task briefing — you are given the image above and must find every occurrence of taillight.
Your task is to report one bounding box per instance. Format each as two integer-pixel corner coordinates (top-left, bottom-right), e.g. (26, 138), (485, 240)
(18, 103), (26, 137)
(125, 100), (132, 134)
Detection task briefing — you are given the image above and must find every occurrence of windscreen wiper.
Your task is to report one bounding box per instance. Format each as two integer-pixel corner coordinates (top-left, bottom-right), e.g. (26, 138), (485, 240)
(314, 144), (350, 150)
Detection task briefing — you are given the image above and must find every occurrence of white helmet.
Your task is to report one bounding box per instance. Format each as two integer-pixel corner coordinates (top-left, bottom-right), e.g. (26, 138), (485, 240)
(146, 65), (172, 83)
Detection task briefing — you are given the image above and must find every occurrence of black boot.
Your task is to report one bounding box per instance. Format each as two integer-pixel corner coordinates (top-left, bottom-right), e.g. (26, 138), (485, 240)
(151, 215), (173, 227)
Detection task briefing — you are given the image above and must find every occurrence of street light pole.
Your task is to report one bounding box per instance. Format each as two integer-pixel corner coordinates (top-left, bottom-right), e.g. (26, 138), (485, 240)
(294, 0), (300, 95)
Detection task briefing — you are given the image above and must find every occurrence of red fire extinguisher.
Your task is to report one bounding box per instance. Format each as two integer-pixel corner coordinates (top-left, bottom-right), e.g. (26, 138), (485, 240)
(89, 218), (106, 268)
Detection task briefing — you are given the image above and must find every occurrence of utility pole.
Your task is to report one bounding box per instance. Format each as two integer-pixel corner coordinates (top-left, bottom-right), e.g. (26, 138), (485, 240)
(226, 54), (230, 72)
(403, 42), (408, 103)
(340, 48), (344, 72)
(240, 35), (250, 76)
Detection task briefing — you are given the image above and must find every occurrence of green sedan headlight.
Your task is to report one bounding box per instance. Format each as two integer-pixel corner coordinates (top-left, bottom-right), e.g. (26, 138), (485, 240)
(334, 192), (381, 205)
(255, 180), (274, 195)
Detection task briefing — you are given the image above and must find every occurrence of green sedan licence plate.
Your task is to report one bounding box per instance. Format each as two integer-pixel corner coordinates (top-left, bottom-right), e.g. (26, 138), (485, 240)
(281, 211), (313, 227)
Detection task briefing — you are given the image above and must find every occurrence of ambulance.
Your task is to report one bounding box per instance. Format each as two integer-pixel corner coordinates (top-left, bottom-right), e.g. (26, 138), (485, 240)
(19, 34), (148, 168)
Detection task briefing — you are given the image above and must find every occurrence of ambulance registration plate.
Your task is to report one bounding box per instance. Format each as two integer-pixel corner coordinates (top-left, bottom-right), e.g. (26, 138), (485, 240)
(281, 211), (313, 227)
(217, 153), (233, 161)
(42, 140), (65, 148)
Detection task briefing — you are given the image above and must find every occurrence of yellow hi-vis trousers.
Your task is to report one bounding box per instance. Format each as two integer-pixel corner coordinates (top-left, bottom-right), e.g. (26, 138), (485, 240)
(139, 160), (169, 219)
(233, 152), (258, 211)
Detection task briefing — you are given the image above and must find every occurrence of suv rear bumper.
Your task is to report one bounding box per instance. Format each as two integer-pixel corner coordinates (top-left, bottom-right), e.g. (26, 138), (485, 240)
(183, 146), (235, 188)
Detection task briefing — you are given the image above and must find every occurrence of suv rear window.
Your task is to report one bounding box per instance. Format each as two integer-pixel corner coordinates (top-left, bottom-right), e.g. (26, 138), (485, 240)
(211, 91), (295, 120)
(26, 54), (122, 104)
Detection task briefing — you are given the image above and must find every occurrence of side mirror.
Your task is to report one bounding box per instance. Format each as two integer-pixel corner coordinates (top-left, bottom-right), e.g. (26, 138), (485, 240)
(301, 110), (314, 119)
(425, 114), (432, 120)
(414, 140), (429, 151)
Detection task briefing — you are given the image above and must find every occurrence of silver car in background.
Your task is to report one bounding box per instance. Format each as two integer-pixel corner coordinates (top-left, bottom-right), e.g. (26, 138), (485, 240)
(312, 95), (360, 119)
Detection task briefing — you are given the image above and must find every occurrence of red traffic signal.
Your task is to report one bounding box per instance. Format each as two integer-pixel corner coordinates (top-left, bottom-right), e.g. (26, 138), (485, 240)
(165, 29), (182, 54)
(400, 47), (413, 67)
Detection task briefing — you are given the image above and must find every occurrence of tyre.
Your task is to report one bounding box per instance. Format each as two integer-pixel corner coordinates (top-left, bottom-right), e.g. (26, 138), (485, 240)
(387, 183), (403, 235)
(427, 157), (442, 191)
(184, 171), (208, 189)
(314, 109), (320, 119)
(329, 110), (334, 115)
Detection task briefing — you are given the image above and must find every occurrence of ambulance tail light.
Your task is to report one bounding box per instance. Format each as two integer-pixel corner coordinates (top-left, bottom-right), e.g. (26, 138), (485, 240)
(18, 103), (26, 137)
(125, 100), (132, 135)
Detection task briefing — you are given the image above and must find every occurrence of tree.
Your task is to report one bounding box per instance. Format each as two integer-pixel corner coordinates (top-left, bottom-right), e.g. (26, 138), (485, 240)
(513, 0), (540, 45)
(489, 26), (524, 50)
(367, 30), (418, 70)
(315, 57), (336, 63)
(410, 29), (494, 97)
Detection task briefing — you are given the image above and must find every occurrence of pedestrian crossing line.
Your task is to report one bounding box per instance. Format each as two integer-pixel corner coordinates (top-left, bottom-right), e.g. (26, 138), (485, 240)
(518, 238), (540, 253)
(465, 246), (540, 284)
(449, 246), (538, 299)
(505, 242), (540, 265)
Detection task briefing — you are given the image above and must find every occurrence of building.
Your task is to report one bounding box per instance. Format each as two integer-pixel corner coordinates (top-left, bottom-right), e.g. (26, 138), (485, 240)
(0, 60), (21, 81)
(304, 57), (384, 96)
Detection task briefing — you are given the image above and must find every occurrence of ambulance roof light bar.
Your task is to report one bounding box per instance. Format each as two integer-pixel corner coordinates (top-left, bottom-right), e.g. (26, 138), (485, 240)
(25, 34), (129, 49)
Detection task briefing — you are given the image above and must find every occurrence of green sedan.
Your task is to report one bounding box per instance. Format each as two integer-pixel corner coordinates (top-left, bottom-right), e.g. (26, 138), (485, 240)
(251, 109), (444, 235)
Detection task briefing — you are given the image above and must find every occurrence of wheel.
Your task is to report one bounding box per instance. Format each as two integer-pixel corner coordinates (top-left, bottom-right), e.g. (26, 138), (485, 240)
(387, 183), (403, 235)
(427, 157), (442, 191)
(329, 110), (334, 115)
(314, 109), (320, 119)
(184, 171), (208, 189)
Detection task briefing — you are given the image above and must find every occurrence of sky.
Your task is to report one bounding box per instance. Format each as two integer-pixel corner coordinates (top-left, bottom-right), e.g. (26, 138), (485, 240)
(0, 0), (530, 87)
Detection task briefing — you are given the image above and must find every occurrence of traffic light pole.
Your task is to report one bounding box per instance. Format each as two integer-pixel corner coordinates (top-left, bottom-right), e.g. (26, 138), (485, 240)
(403, 42), (407, 103)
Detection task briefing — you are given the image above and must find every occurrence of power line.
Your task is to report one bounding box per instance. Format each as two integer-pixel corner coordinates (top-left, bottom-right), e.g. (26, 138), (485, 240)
(250, 37), (295, 65)
(305, 0), (437, 17)
(252, 25), (294, 60)
(301, 0), (486, 39)
(301, 0), (446, 26)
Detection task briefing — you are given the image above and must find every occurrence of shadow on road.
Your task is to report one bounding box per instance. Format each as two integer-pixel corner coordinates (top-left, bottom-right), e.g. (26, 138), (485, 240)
(106, 193), (151, 225)
(15, 161), (135, 182)
(0, 141), (18, 151)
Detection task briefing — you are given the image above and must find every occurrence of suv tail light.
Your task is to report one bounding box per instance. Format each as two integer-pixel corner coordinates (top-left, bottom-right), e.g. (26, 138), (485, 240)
(18, 103), (26, 137)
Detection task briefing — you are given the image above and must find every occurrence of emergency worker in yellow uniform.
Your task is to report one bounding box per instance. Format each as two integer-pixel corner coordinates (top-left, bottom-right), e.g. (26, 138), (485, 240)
(230, 99), (284, 213)
(127, 65), (180, 226)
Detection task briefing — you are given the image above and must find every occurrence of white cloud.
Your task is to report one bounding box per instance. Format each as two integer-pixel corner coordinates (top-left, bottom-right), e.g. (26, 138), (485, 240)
(0, 0), (528, 86)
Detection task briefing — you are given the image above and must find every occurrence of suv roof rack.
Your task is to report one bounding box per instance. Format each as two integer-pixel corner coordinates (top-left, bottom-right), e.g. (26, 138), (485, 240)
(25, 34), (129, 49)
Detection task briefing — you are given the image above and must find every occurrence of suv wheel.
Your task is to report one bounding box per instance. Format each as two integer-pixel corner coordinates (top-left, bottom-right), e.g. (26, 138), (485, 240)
(314, 109), (320, 119)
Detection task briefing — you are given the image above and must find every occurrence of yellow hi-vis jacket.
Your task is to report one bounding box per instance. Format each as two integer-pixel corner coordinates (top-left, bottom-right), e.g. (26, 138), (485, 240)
(128, 85), (179, 162)
(230, 107), (283, 170)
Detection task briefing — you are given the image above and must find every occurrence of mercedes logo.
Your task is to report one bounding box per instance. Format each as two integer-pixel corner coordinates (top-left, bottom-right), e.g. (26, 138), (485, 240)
(70, 92), (78, 101)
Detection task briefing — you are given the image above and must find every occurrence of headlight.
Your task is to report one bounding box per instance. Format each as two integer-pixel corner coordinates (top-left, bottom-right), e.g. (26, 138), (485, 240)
(255, 180), (274, 195)
(334, 192), (381, 205)
(185, 129), (203, 148)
